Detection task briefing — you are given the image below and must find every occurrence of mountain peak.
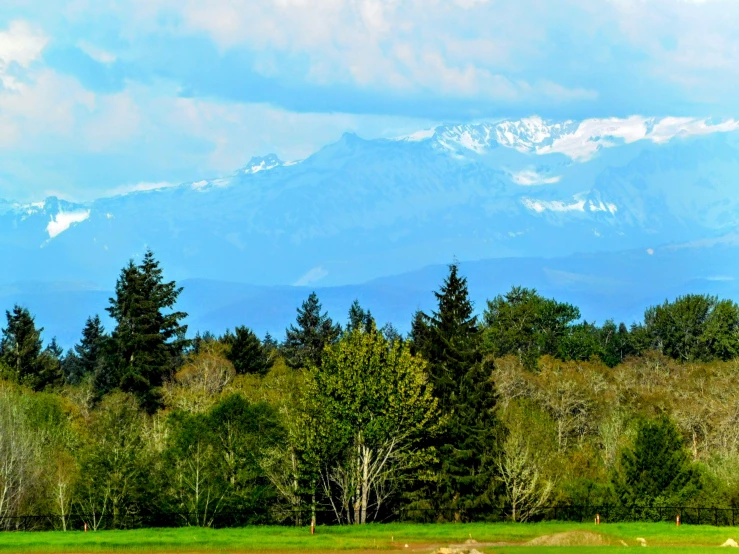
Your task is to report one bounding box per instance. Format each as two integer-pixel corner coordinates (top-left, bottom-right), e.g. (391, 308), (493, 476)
(242, 154), (284, 175)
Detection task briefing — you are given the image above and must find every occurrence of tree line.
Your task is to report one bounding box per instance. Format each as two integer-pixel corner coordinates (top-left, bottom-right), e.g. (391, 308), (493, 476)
(1, 251), (738, 529)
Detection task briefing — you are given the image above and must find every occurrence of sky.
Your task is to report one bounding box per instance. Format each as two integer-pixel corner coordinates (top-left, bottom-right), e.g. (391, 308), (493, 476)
(1, 0), (738, 201)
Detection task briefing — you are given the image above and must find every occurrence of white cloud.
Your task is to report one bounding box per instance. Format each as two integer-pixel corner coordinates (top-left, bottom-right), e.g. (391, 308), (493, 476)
(111, 0), (595, 104)
(293, 266), (328, 286)
(76, 40), (116, 63)
(46, 209), (90, 238)
(0, 20), (47, 91)
(0, 20), (47, 67)
(83, 92), (141, 150)
(104, 181), (177, 197)
(537, 116), (739, 161)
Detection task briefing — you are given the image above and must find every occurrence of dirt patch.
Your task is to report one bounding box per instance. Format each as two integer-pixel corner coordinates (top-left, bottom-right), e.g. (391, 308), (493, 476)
(526, 531), (611, 547)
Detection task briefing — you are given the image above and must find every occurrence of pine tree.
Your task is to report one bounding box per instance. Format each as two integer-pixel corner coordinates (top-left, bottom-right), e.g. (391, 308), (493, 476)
(413, 263), (500, 517)
(101, 250), (188, 412)
(226, 326), (272, 375)
(0, 305), (46, 389)
(346, 300), (374, 334)
(37, 337), (65, 389)
(66, 315), (107, 384)
(614, 417), (700, 505)
(408, 310), (431, 356)
(283, 292), (340, 368)
(263, 332), (278, 351)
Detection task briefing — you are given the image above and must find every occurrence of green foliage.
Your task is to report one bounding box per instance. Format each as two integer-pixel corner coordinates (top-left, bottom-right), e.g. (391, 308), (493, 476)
(0, 305), (61, 390)
(223, 326), (272, 375)
(74, 392), (153, 529)
(557, 320), (636, 367)
(165, 394), (282, 525)
(642, 294), (739, 362)
(483, 287), (581, 369)
(614, 417), (701, 506)
(64, 316), (106, 385)
(413, 263), (501, 515)
(7, 251), (739, 528)
(345, 300), (374, 334)
(305, 323), (438, 523)
(283, 292), (340, 369)
(99, 250), (188, 412)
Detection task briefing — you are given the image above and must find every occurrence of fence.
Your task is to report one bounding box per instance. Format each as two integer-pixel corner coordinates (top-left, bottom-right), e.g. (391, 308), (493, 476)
(2, 505), (738, 531)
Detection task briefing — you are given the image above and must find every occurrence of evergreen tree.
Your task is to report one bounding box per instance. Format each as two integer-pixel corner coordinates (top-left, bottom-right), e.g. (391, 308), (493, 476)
(100, 250), (188, 412)
(614, 417), (700, 505)
(66, 316), (106, 384)
(226, 326), (272, 375)
(408, 310), (431, 356)
(191, 331), (217, 355)
(283, 292), (340, 368)
(262, 332), (278, 352)
(346, 300), (374, 334)
(38, 337), (65, 389)
(413, 263), (500, 517)
(0, 305), (46, 389)
(381, 322), (402, 346)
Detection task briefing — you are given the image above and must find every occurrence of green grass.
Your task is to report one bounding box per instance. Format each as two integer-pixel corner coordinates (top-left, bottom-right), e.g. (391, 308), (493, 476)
(0, 522), (737, 553)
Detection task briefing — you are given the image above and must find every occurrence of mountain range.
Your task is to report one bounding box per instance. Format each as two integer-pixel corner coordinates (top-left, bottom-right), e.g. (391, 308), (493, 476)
(2, 115), (739, 346)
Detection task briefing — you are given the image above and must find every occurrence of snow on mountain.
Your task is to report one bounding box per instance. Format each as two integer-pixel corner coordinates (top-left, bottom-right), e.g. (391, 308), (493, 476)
(422, 116), (739, 161)
(46, 209), (91, 239)
(1, 115), (738, 290)
(189, 154), (294, 191)
(242, 154), (284, 174)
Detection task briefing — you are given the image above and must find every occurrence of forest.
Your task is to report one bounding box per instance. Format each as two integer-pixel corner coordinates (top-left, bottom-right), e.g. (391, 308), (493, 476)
(1, 250), (739, 530)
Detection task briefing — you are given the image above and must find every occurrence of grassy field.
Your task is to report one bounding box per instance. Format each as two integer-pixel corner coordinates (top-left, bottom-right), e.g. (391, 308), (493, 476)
(0, 522), (738, 553)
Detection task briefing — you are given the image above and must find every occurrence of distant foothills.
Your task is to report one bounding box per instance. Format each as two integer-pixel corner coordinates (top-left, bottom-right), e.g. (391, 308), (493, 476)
(2, 116), (739, 345)
(0, 251), (737, 529)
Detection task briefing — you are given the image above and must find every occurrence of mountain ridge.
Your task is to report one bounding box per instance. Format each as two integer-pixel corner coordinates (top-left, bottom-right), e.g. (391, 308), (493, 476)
(0, 115), (737, 291)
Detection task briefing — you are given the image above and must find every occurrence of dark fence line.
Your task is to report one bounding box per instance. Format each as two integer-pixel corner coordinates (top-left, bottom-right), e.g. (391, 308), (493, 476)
(1, 505), (737, 531)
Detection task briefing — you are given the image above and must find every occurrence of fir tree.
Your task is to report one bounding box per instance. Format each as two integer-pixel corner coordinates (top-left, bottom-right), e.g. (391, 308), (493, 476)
(346, 300), (374, 334)
(614, 417), (700, 505)
(101, 250), (188, 412)
(66, 315), (106, 384)
(38, 337), (65, 389)
(191, 330), (217, 354)
(263, 332), (278, 351)
(408, 309), (431, 356)
(226, 326), (272, 375)
(0, 305), (62, 390)
(283, 292), (340, 368)
(413, 263), (500, 516)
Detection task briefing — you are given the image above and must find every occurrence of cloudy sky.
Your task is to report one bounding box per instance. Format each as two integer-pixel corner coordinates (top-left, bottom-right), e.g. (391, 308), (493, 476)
(0, 0), (737, 201)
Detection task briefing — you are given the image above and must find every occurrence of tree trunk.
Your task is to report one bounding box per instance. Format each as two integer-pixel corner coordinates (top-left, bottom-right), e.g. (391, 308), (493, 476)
(360, 445), (370, 524)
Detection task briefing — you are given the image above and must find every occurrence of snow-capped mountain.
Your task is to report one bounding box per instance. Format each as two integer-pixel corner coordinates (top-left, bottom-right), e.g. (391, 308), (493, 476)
(2, 115), (739, 290)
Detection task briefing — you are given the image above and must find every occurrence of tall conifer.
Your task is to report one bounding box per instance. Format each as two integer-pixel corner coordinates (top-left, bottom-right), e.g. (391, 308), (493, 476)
(66, 315), (107, 384)
(283, 292), (340, 368)
(225, 326), (272, 375)
(413, 263), (500, 517)
(100, 250), (188, 412)
(0, 305), (46, 389)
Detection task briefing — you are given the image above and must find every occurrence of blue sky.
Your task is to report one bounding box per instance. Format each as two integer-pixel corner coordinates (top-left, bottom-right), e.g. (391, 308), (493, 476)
(0, 0), (737, 201)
